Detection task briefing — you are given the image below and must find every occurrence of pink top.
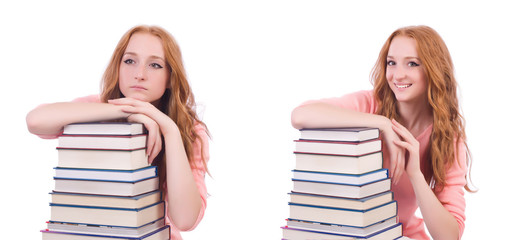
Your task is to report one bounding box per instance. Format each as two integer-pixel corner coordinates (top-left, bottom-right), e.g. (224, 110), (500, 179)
(36, 95), (209, 240)
(302, 90), (467, 240)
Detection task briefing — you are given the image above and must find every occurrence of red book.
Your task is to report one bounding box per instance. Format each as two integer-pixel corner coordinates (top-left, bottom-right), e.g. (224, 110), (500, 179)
(294, 138), (382, 157)
(58, 134), (147, 151)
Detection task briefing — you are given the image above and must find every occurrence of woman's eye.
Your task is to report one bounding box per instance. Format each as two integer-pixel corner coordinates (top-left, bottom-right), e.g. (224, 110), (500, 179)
(387, 60), (395, 66)
(408, 62), (420, 67)
(150, 63), (163, 69)
(124, 59), (134, 64)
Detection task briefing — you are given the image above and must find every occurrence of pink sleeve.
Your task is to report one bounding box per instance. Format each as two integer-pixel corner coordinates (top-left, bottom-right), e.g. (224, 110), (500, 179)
(300, 90), (377, 114)
(33, 95), (101, 139)
(184, 123), (210, 231)
(435, 141), (468, 239)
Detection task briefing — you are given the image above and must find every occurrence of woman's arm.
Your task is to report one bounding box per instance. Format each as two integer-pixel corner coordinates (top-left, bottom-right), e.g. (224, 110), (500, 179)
(392, 120), (460, 240)
(410, 173), (459, 239)
(109, 98), (203, 231)
(26, 102), (130, 136)
(162, 121), (203, 231)
(291, 102), (391, 130)
(291, 102), (405, 183)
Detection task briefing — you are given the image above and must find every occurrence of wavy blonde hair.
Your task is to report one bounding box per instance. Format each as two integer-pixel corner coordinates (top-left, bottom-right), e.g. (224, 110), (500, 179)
(100, 25), (209, 183)
(371, 25), (473, 192)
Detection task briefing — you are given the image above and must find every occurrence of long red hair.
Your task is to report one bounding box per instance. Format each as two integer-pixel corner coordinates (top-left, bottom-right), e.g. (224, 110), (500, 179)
(371, 25), (473, 192)
(100, 25), (209, 183)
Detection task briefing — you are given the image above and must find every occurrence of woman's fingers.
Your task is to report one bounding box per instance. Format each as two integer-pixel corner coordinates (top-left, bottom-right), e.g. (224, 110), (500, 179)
(126, 113), (162, 164)
(147, 129), (162, 164)
(389, 147), (405, 185)
(391, 119), (421, 177)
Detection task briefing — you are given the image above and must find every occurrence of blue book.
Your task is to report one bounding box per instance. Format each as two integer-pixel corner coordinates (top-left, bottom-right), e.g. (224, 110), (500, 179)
(41, 224), (170, 240)
(292, 178), (391, 199)
(50, 190), (161, 209)
(53, 176), (159, 197)
(46, 218), (165, 238)
(49, 201), (165, 228)
(288, 201), (398, 228)
(282, 222), (402, 240)
(286, 217), (397, 237)
(289, 191), (393, 210)
(292, 168), (388, 186)
(54, 166), (157, 182)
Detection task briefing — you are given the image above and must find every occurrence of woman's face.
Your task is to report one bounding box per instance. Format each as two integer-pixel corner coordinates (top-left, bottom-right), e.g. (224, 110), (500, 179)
(119, 32), (169, 105)
(386, 36), (428, 104)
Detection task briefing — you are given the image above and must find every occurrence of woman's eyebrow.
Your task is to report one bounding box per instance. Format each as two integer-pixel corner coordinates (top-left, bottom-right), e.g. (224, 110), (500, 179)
(387, 55), (420, 60)
(123, 52), (165, 61)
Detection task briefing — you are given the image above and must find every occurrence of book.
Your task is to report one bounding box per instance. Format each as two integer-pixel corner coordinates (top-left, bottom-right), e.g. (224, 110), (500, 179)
(288, 201), (397, 227)
(58, 134), (147, 151)
(292, 178), (391, 199)
(294, 152), (383, 175)
(50, 201), (165, 227)
(281, 222), (402, 240)
(294, 139), (382, 156)
(54, 166), (157, 182)
(53, 177), (159, 196)
(299, 127), (379, 142)
(286, 217), (397, 237)
(41, 225), (170, 240)
(50, 190), (161, 209)
(46, 218), (165, 238)
(292, 169), (388, 186)
(63, 122), (145, 136)
(57, 148), (148, 170)
(288, 191), (393, 210)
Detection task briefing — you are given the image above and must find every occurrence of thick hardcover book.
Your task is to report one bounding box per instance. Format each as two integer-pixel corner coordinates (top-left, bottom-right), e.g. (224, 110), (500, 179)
(53, 176), (159, 196)
(294, 152), (383, 175)
(54, 166), (157, 182)
(299, 127), (380, 142)
(292, 178), (391, 199)
(281, 222), (402, 240)
(292, 169), (388, 186)
(63, 122), (145, 136)
(294, 139), (382, 156)
(50, 201), (165, 228)
(288, 201), (398, 228)
(47, 218), (165, 238)
(50, 190), (161, 209)
(57, 148), (148, 170)
(58, 134), (147, 151)
(286, 217), (397, 237)
(289, 191), (393, 210)
(41, 224), (170, 240)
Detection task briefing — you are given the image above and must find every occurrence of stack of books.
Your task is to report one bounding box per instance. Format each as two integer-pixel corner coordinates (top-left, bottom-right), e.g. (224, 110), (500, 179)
(282, 127), (403, 240)
(40, 122), (170, 240)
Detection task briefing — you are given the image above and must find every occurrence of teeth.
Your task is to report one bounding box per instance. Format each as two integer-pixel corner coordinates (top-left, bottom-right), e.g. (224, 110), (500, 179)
(396, 84), (412, 89)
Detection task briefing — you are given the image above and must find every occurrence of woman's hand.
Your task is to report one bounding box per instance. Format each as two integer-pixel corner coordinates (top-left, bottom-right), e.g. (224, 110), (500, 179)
(391, 119), (421, 178)
(108, 98), (176, 163)
(125, 113), (162, 164)
(381, 121), (405, 185)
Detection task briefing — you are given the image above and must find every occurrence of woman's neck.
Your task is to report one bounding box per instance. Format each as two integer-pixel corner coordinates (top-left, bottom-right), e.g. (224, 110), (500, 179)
(396, 99), (433, 137)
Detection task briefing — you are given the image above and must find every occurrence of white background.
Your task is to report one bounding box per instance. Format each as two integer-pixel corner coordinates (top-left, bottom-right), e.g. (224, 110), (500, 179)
(1, 0), (503, 239)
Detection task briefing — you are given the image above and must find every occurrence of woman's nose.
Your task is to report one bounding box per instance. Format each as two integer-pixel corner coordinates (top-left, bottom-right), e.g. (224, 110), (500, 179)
(134, 65), (146, 81)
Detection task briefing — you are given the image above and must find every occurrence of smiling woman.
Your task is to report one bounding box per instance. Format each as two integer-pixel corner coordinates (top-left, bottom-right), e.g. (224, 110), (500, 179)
(26, 25), (210, 240)
(291, 25), (473, 240)
(386, 36), (428, 106)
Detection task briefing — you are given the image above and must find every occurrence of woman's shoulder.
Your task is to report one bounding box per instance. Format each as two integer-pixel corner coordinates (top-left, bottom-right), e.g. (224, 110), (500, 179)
(318, 89), (377, 114)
